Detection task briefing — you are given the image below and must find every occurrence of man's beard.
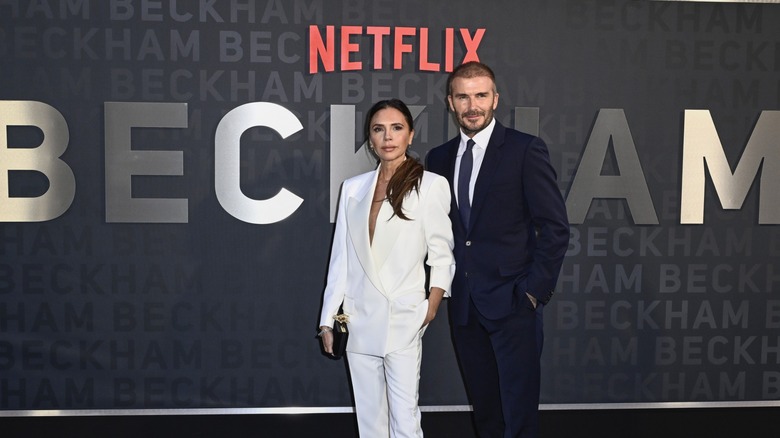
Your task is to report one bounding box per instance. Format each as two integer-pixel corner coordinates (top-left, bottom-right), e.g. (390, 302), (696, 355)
(459, 109), (493, 136)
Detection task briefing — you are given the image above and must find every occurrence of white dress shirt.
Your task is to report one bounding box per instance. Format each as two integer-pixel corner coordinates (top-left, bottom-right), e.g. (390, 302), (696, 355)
(453, 118), (497, 208)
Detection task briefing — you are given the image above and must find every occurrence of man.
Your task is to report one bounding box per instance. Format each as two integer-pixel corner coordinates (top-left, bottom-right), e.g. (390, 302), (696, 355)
(426, 62), (569, 438)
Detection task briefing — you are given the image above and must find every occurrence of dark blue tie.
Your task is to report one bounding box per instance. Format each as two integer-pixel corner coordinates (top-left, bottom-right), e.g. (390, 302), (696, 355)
(458, 139), (475, 227)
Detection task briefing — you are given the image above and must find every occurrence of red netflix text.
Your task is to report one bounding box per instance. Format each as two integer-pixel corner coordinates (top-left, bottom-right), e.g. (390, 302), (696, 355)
(308, 25), (486, 74)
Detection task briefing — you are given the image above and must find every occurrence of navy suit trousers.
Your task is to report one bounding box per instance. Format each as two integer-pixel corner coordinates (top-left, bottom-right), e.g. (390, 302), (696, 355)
(451, 296), (542, 438)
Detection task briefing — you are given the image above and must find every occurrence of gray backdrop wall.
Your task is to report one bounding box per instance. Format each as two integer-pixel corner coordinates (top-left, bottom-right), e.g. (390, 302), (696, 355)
(1, 0), (779, 413)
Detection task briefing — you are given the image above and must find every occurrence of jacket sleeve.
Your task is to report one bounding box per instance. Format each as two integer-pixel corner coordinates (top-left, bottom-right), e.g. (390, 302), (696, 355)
(423, 175), (456, 296)
(522, 137), (570, 304)
(319, 182), (349, 328)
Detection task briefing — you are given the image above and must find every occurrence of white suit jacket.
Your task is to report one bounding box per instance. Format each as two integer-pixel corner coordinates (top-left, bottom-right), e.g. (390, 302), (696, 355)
(319, 168), (455, 356)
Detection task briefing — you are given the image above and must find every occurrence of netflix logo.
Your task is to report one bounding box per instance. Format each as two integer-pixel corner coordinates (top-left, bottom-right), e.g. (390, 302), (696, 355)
(308, 25), (486, 74)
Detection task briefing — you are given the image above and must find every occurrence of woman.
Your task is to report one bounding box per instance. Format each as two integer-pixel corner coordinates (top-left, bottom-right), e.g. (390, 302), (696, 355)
(318, 99), (455, 437)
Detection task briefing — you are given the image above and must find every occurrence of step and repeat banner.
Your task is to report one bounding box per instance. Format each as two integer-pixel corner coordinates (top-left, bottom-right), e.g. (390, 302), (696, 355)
(1, 0), (779, 412)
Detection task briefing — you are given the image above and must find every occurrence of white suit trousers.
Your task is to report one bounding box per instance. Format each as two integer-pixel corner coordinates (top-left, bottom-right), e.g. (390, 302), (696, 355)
(347, 329), (425, 438)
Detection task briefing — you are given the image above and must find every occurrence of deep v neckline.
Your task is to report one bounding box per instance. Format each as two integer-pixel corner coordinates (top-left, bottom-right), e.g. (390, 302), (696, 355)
(369, 178), (389, 245)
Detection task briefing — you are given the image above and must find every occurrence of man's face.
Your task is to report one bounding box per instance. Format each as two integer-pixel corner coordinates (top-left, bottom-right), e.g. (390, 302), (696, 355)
(448, 75), (499, 137)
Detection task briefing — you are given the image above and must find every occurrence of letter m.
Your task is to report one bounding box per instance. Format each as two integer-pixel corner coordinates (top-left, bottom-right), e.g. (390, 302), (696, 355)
(681, 110), (780, 224)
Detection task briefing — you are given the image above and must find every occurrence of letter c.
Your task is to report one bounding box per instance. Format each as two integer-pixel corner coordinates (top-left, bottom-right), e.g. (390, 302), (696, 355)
(215, 102), (304, 224)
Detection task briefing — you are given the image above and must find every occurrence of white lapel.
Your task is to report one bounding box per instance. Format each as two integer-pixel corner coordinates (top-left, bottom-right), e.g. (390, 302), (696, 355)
(346, 170), (386, 295)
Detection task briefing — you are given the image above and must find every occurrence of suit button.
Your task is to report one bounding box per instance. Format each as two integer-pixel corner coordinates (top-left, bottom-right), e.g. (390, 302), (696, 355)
(465, 241), (472, 246)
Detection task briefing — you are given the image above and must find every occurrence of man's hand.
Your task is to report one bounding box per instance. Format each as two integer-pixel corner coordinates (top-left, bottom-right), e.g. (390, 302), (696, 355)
(526, 292), (538, 309)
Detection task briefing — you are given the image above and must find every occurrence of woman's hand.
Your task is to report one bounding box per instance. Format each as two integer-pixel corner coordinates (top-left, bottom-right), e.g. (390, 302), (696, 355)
(319, 326), (334, 355)
(422, 287), (445, 328)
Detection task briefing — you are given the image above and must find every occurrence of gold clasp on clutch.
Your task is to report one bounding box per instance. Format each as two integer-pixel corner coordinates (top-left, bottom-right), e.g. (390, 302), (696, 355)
(333, 313), (349, 332)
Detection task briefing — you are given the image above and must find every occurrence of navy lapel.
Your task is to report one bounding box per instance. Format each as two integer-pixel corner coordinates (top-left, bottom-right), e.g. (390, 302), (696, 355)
(469, 122), (507, 231)
(444, 137), (459, 190)
(443, 137), (466, 233)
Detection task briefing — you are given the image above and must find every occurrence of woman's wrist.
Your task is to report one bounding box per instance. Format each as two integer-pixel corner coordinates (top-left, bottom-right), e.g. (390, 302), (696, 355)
(317, 326), (332, 337)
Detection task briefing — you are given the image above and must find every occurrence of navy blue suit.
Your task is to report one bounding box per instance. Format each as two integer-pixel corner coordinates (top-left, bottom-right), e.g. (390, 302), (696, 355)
(426, 121), (569, 438)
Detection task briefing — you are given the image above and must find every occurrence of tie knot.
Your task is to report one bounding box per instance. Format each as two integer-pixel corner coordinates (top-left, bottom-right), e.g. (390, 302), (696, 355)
(466, 139), (475, 150)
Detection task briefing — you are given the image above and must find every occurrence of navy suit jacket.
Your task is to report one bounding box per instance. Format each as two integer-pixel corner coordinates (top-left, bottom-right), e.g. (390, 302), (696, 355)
(426, 121), (569, 325)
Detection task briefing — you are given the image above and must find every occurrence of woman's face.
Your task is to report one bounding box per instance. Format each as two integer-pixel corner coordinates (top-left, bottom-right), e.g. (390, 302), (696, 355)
(368, 107), (414, 167)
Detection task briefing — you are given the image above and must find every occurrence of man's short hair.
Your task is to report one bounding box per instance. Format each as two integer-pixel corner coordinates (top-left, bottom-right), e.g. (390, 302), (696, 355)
(447, 61), (496, 95)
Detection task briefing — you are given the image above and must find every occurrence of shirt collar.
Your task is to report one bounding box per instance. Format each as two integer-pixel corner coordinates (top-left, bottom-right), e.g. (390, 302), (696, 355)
(460, 117), (496, 150)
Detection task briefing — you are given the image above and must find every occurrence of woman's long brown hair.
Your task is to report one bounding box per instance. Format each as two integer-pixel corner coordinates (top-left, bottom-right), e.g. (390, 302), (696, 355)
(365, 99), (423, 221)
